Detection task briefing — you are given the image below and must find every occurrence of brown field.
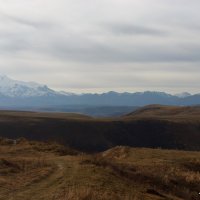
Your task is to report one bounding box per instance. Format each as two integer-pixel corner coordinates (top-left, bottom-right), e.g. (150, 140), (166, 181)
(0, 138), (200, 200)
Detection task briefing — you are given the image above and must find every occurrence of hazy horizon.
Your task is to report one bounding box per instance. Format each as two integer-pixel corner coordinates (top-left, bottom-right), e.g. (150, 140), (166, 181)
(0, 74), (196, 95)
(1, 0), (200, 93)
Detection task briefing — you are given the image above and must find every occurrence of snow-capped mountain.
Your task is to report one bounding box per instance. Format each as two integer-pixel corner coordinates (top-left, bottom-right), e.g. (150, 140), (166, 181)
(175, 92), (191, 98)
(0, 75), (58, 97)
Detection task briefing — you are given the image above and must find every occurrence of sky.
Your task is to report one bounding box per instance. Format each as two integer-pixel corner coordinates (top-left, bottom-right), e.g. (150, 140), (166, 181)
(0, 0), (200, 94)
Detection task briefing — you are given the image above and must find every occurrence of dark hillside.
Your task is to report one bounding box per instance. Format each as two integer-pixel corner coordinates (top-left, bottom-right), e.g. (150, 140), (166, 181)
(0, 107), (199, 152)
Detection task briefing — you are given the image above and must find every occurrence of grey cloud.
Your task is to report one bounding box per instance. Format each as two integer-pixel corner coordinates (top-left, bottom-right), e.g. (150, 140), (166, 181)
(0, 12), (54, 29)
(0, 33), (31, 53)
(0, 0), (200, 93)
(45, 37), (200, 63)
(105, 23), (167, 36)
(1, 23), (200, 64)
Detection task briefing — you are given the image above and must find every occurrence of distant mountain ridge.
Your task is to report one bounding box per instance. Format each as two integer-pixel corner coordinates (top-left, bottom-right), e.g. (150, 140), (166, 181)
(0, 75), (199, 108)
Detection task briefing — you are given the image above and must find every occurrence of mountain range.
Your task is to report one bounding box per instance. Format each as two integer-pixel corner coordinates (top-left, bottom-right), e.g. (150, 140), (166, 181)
(0, 75), (199, 112)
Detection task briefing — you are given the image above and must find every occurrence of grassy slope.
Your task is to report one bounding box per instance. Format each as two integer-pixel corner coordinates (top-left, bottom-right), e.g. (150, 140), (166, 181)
(124, 105), (200, 121)
(0, 139), (200, 200)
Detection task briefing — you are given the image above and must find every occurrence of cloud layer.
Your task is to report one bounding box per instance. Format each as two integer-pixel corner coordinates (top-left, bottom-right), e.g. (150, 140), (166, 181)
(0, 0), (200, 93)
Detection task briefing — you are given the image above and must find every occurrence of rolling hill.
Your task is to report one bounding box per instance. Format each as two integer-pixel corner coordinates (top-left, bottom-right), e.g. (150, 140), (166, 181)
(124, 104), (200, 121)
(0, 105), (199, 152)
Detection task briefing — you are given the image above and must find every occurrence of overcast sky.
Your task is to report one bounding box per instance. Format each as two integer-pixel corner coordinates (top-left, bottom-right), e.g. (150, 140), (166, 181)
(0, 0), (200, 94)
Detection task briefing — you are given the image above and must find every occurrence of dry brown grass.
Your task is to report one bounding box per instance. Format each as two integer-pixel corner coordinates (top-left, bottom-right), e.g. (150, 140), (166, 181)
(0, 137), (79, 200)
(0, 138), (200, 200)
(51, 187), (139, 200)
(0, 157), (53, 199)
(124, 105), (200, 122)
(84, 147), (200, 200)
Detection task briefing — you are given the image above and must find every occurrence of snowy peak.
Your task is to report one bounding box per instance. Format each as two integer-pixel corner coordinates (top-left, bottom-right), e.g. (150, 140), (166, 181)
(175, 92), (191, 98)
(0, 75), (41, 88)
(0, 75), (58, 97)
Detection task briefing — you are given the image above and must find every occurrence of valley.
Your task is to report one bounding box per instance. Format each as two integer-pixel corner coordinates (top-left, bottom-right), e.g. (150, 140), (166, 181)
(0, 105), (199, 152)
